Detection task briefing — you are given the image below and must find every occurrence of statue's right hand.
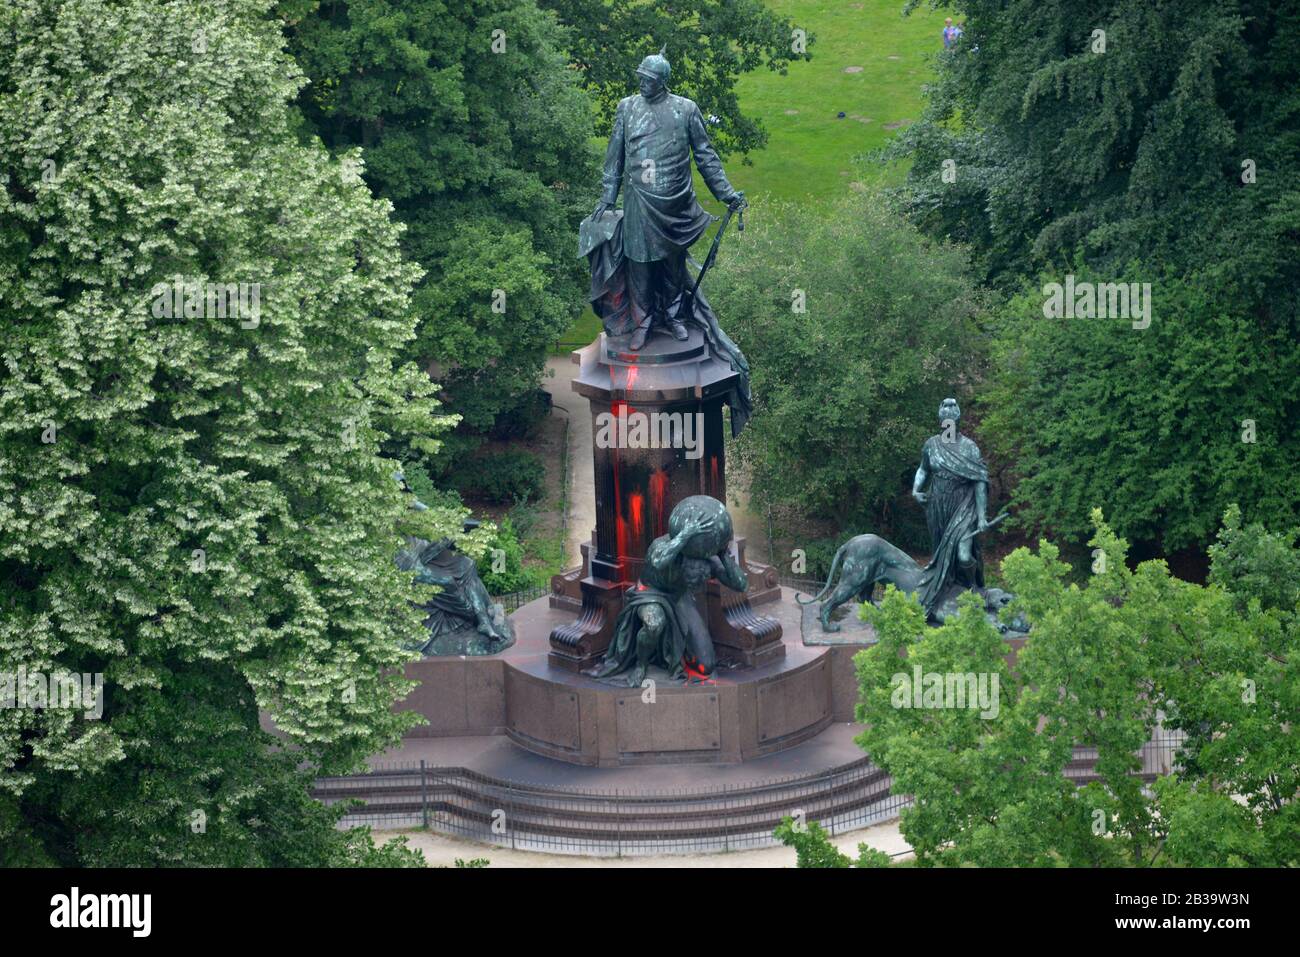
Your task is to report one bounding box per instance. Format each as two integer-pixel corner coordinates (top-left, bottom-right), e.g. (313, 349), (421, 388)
(912, 491), (928, 504)
(593, 201), (613, 218)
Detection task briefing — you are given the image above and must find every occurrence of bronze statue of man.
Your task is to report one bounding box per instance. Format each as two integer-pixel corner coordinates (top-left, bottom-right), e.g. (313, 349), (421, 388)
(590, 47), (746, 351)
(912, 397), (991, 614)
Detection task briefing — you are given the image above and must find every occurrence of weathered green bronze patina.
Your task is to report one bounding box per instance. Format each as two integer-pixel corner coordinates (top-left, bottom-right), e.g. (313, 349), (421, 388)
(394, 475), (514, 656)
(592, 495), (747, 686)
(912, 396), (990, 610)
(798, 398), (1028, 638)
(580, 46), (753, 434)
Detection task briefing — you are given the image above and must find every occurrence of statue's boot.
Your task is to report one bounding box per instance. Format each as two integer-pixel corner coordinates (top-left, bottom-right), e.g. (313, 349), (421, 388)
(668, 319), (689, 341)
(958, 558), (979, 590)
(629, 324), (650, 350)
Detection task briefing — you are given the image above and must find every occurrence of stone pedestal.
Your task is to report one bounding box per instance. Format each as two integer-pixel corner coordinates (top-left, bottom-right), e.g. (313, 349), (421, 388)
(548, 329), (783, 672)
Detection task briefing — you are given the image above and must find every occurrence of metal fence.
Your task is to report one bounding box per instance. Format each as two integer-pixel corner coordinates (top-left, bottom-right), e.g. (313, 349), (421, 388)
(313, 731), (1186, 857)
(1065, 728), (1187, 784)
(495, 583), (552, 614)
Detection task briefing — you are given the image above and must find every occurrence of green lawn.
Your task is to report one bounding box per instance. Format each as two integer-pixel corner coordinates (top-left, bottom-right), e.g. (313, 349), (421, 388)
(554, 0), (947, 347)
(729, 0), (947, 203)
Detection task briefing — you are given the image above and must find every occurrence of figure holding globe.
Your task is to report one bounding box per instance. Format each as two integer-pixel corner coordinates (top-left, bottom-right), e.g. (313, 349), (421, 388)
(592, 496), (747, 686)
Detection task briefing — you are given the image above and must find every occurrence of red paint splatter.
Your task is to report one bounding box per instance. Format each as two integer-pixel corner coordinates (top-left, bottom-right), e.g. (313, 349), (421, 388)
(629, 491), (644, 541)
(682, 656), (716, 684)
(649, 469), (668, 535)
(709, 455), (720, 495)
(609, 402), (628, 576)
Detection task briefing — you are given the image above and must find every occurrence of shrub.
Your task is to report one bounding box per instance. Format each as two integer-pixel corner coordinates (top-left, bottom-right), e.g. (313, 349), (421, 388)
(476, 516), (533, 595)
(453, 450), (545, 505)
(706, 188), (989, 532)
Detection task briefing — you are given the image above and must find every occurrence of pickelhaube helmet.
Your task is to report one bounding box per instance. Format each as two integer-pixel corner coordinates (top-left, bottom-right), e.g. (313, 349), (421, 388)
(635, 45), (671, 84)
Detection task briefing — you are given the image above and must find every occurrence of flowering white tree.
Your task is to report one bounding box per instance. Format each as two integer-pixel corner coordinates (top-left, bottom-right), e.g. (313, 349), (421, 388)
(0, 0), (464, 864)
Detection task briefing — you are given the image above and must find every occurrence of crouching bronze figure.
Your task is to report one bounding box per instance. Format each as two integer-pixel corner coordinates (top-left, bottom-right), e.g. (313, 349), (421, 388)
(592, 495), (746, 687)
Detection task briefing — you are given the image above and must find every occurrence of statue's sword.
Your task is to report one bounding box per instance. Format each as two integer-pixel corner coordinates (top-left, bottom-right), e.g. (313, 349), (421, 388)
(960, 509), (1010, 543)
(686, 198), (746, 305)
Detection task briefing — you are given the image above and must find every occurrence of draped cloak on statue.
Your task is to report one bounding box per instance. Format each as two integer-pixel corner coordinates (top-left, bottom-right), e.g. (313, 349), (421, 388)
(916, 434), (989, 614)
(578, 88), (753, 437)
(595, 585), (695, 682)
(578, 212), (753, 437)
(396, 537), (508, 651)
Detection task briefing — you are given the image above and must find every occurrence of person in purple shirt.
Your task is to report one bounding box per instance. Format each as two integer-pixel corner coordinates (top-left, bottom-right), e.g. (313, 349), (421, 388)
(942, 17), (959, 49)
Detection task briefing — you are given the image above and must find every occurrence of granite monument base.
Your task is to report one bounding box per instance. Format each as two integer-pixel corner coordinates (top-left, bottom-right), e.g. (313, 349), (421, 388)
(398, 586), (870, 768)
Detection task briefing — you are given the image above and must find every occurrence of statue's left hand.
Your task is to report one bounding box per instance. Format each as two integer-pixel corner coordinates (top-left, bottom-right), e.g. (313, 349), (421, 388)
(977, 515), (990, 533)
(682, 514), (716, 538)
(727, 191), (747, 212)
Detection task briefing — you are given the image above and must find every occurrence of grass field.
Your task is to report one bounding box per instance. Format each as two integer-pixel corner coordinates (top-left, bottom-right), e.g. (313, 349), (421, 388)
(555, 0), (948, 347)
(730, 0), (947, 203)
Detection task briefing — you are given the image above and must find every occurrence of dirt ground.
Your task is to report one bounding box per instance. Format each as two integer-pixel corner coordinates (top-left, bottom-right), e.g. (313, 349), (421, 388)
(544, 354), (590, 567)
(375, 819), (911, 868)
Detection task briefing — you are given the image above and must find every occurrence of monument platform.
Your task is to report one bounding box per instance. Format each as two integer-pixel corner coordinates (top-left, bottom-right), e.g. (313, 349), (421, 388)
(398, 586), (872, 768)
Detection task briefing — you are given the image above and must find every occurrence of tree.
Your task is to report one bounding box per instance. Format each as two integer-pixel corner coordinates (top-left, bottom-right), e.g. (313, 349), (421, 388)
(0, 0), (460, 864)
(773, 817), (892, 868)
(541, 0), (814, 159)
(705, 189), (988, 539)
(893, 0), (1300, 555)
(849, 510), (1296, 867)
(1153, 505), (1298, 866)
(896, 0), (1299, 288)
(276, 0), (600, 464)
(980, 268), (1300, 554)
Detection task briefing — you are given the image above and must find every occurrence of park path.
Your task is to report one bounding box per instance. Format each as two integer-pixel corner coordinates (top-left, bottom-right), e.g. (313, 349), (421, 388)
(377, 818), (911, 868)
(544, 353), (773, 570)
(545, 354), (592, 567)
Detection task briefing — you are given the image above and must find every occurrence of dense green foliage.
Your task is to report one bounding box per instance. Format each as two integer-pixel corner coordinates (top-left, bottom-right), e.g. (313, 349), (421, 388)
(542, 0), (813, 159)
(707, 189), (988, 537)
(0, 0), (457, 865)
(896, 0), (1300, 553)
(773, 817), (892, 867)
(475, 515), (532, 594)
(850, 510), (1297, 867)
(453, 448), (545, 506)
(981, 269), (1299, 553)
(1156, 505), (1300, 865)
(277, 0), (599, 460)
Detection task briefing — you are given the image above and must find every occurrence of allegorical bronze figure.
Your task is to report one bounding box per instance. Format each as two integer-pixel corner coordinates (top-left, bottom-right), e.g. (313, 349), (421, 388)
(579, 46), (753, 434)
(799, 398), (1024, 636)
(589, 46), (745, 349)
(592, 495), (747, 687)
(911, 396), (992, 611)
(394, 474), (514, 656)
